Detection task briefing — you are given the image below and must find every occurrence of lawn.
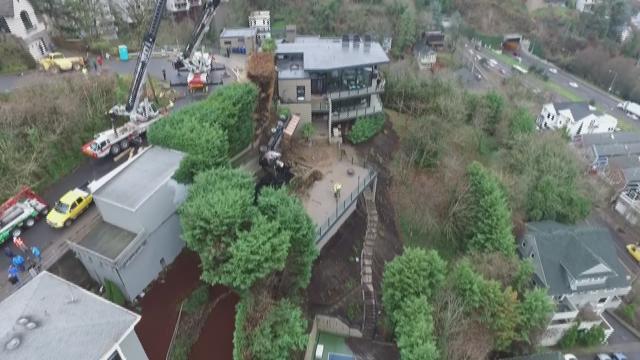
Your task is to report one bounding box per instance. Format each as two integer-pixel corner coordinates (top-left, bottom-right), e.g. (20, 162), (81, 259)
(541, 80), (584, 102)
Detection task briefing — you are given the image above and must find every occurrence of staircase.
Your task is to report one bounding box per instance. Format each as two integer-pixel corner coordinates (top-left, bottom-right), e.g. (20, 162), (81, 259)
(361, 187), (378, 339)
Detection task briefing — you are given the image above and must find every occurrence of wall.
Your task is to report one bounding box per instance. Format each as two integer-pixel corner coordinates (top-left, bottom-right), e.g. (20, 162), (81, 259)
(615, 193), (640, 226)
(279, 78), (311, 103)
(3, 0), (46, 40)
(70, 241), (131, 299)
(280, 103), (311, 125)
(117, 330), (149, 360)
(220, 35), (256, 54)
(565, 287), (630, 313)
(116, 214), (185, 300)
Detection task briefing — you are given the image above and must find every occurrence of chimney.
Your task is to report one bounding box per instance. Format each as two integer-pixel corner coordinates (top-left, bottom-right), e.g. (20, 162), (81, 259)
(342, 34), (350, 47)
(285, 25), (296, 43)
(353, 34), (361, 48)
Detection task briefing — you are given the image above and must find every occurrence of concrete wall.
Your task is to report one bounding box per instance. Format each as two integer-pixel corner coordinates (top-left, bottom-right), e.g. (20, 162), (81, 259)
(281, 103), (311, 125)
(116, 214), (185, 300)
(117, 330), (149, 360)
(279, 78), (311, 103)
(70, 242), (130, 299)
(220, 35), (257, 54)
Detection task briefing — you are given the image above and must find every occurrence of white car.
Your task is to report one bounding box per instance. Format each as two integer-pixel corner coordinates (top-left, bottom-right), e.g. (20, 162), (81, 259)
(569, 81), (579, 88)
(549, 68), (558, 74)
(563, 354), (577, 360)
(596, 354), (612, 360)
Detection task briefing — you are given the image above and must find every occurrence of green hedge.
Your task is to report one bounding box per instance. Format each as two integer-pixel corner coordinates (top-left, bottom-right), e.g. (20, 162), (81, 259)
(347, 114), (385, 144)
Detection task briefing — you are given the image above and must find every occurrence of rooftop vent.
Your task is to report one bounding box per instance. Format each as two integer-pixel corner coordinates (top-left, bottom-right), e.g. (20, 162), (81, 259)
(5, 337), (20, 351)
(353, 35), (361, 48)
(17, 317), (29, 325)
(26, 322), (38, 330)
(364, 34), (372, 46)
(342, 34), (350, 47)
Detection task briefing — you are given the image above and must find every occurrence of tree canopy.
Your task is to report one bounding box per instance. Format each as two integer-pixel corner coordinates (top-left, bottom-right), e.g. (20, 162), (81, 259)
(394, 296), (440, 360)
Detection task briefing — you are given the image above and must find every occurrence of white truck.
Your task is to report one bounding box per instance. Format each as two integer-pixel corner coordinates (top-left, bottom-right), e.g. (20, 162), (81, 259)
(617, 101), (640, 120)
(0, 187), (48, 243)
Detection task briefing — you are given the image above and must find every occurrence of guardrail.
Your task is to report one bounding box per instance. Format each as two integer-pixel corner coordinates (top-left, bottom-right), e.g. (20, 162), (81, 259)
(332, 104), (383, 122)
(315, 169), (377, 242)
(327, 84), (384, 99)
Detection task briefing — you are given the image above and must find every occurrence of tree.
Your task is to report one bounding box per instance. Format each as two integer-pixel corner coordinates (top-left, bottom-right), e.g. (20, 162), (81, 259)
(261, 38), (277, 53)
(509, 107), (535, 139)
(608, 0), (630, 41)
(394, 7), (416, 54)
(180, 168), (291, 291)
(479, 282), (520, 351)
(394, 296), (439, 360)
(300, 122), (315, 145)
(382, 247), (447, 323)
(464, 162), (516, 256)
(518, 288), (553, 344)
(484, 91), (504, 135)
(452, 260), (484, 309)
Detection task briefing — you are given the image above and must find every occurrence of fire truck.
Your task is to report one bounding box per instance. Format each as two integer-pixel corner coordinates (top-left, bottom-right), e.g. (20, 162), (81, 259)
(172, 0), (221, 93)
(82, 0), (168, 159)
(0, 187), (48, 243)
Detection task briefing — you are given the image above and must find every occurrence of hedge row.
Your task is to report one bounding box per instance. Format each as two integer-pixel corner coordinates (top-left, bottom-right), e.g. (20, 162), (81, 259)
(347, 114), (385, 144)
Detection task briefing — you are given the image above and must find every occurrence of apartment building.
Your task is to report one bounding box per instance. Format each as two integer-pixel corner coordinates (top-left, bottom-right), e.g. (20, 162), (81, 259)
(275, 29), (389, 141)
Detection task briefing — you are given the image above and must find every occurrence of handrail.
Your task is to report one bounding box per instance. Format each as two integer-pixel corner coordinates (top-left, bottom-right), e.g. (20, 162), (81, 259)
(166, 301), (185, 360)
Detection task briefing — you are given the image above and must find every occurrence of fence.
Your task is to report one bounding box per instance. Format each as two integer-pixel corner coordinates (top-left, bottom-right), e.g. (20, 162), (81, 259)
(315, 168), (377, 243)
(326, 84), (384, 100)
(331, 101), (384, 123)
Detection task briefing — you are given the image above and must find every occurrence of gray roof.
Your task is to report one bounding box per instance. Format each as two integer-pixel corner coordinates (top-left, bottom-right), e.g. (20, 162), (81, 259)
(0, 272), (139, 360)
(94, 147), (184, 211)
(501, 352), (562, 360)
(0, 0), (14, 17)
(521, 221), (630, 296)
(553, 101), (592, 122)
(220, 27), (257, 38)
(276, 36), (389, 72)
(623, 167), (640, 183)
(607, 155), (640, 170)
(581, 132), (640, 147)
(79, 219), (137, 260)
(594, 143), (640, 157)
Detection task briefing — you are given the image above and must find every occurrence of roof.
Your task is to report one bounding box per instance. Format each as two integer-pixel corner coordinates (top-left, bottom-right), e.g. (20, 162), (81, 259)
(521, 221), (630, 296)
(594, 142), (640, 157)
(553, 101), (592, 122)
(276, 36), (389, 72)
(0, 0), (14, 17)
(94, 147), (184, 211)
(425, 31), (445, 43)
(581, 132), (640, 147)
(220, 27), (257, 38)
(0, 272), (139, 360)
(78, 219), (137, 260)
(59, 189), (88, 205)
(623, 167), (640, 183)
(501, 352), (562, 360)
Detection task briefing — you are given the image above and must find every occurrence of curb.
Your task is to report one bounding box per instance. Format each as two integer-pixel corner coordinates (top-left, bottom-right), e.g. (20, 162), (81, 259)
(606, 309), (640, 340)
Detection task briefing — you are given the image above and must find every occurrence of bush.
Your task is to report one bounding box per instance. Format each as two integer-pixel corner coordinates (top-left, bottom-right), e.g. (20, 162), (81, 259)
(278, 106), (291, 120)
(347, 114), (385, 144)
(301, 122), (314, 141)
(104, 280), (125, 306)
(559, 324), (606, 348)
(0, 35), (36, 74)
(182, 285), (210, 314)
(88, 40), (116, 55)
(621, 303), (636, 323)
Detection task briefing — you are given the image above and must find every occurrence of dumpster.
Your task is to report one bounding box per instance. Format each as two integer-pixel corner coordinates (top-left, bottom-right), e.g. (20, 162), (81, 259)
(118, 45), (129, 61)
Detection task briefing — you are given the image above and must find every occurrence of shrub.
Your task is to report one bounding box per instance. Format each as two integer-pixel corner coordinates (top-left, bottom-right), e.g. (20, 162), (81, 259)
(0, 35), (36, 73)
(347, 114), (385, 144)
(621, 303), (636, 323)
(182, 285), (210, 314)
(301, 122), (314, 141)
(278, 106), (291, 120)
(104, 280), (125, 306)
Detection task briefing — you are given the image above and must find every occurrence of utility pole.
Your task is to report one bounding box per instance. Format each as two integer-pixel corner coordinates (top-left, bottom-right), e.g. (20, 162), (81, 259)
(608, 69), (618, 93)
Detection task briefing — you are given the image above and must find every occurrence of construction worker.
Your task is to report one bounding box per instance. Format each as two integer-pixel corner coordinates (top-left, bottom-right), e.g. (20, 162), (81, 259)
(12, 255), (25, 272)
(13, 236), (27, 252)
(8, 265), (19, 285)
(162, 69), (167, 81)
(333, 183), (342, 199)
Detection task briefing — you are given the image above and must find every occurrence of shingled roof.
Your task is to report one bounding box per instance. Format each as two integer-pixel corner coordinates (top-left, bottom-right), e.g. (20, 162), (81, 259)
(0, 0), (15, 17)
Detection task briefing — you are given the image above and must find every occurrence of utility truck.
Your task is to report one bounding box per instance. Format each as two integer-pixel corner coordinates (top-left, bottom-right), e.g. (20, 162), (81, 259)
(0, 187), (48, 243)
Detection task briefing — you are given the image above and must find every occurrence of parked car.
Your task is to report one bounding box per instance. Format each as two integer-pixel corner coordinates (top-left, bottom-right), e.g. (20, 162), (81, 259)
(596, 354), (612, 360)
(564, 354), (578, 360)
(569, 81), (579, 88)
(549, 68), (558, 74)
(610, 353), (627, 360)
(627, 244), (640, 262)
(46, 188), (93, 228)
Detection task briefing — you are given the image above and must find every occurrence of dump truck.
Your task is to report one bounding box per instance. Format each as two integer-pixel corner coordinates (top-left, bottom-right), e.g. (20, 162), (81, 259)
(39, 52), (85, 73)
(0, 187), (48, 243)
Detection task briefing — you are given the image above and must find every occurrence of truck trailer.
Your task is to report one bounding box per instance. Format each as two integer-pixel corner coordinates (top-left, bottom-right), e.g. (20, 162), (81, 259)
(0, 187), (48, 243)
(617, 101), (640, 120)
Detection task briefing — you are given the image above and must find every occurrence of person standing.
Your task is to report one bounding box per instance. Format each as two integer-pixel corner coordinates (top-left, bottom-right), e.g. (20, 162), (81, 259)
(12, 255), (25, 272)
(97, 55), (104, 69)
(162, 69), (167, 81)
(3, 246), (15, 260)
(31, 246), (41, 263)
(8, 265), (19, 285)
(92, 58), (98, 72)
(13, 236), (28, 252)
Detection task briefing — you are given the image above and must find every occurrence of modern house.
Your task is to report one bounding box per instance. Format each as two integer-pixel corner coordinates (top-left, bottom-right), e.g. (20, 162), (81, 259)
(248, 10), (270, 41)
(519, 221), (631, 346)
(69, 147), (187, 302)
(220, 27), (257, 55)
(576, 0), (600, 12)
(537, 102), (618, 137)
(275, 29), (390, 141)
(0, 271), (147, 360)
(0, 0), (51, 60)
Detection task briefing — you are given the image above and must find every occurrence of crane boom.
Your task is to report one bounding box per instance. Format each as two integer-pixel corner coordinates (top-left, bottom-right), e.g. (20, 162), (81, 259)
(173, 0), (221, 72)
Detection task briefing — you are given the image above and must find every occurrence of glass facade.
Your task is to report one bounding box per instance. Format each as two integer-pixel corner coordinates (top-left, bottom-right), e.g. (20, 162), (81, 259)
(310, 67), (374, 95)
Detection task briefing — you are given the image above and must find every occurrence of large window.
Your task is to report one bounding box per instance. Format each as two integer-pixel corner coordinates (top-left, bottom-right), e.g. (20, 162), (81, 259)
(20, 11), (34, 31)
(0, 17), (10, 34)
(296, 86), (305, 101)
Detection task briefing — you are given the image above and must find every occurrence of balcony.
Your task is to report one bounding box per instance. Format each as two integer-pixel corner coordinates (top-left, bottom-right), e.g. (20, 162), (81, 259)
(331, 94), (383, 122)
(551, 298), (579, 322)
(323, 82), (385, 101)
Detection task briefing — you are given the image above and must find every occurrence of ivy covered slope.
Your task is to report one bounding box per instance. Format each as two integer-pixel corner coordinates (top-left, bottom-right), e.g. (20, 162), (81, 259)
(148, 83), (258, 183)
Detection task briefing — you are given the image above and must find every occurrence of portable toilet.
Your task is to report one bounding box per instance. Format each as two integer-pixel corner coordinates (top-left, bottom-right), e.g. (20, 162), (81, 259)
(118, 45), (129, 61)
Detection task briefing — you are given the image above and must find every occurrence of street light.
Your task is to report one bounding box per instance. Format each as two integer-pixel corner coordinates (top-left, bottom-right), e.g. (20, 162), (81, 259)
(608, 69), (618, 93)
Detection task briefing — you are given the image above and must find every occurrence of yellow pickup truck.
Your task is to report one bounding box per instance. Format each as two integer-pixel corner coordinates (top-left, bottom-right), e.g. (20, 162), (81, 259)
(39, 52), (85, 73)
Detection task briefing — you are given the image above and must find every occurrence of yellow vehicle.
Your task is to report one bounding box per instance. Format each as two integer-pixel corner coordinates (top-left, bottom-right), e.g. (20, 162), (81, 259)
(46, 188), (93, 228)
(39, 52), (85, 73)
(627, 244), (640, 263)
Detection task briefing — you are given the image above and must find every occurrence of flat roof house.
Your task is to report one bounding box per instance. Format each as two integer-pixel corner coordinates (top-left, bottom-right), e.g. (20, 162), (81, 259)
(220, 27), (257, 55)
(537, 102), (617, 137)
(275, 29), (390, 141)
(0, 271), (147, 360)
(69, 147), (187, 302)
(519, 221), (631, 346)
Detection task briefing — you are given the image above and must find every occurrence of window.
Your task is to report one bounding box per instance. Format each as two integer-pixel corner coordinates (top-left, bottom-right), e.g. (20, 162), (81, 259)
(296, 86), (305, 101)
(530, 252), (535, 258)
(20, 11), (34, 31)
(0, 17), (10, 34)
(598, 297), (608, 304)
(107, 350), (123, 360)
(521, 240), (526, 248)
(238, 38), (245, 45)
(224, 40), (231, 45)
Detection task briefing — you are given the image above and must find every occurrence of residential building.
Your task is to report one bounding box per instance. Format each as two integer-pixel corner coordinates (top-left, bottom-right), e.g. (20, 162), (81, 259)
(519, 221), (631, 346)
(418, 47), (437, 69)
(424, 30), (445, 50)
(537, 102), (618, 137)
(69, 147), (187, 302)
(219, 27), (257, 55)
(0, 0), (51, 60)
(0, 271), (147, 360)
(249, 10), (270, 41)
(275, 31), (389, 141)
(166, 0), (202, 13)
(576, 0), (600, 12)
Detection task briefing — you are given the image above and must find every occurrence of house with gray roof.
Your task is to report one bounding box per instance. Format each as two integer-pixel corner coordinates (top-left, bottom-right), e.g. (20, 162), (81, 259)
(220, 27), (258, 55)
(275, 27), (390, 142)
(0, 0), (51, 60)
(519, 221), (631, 346)
(537, 101), (617, 137)
(0, 271), (147, 360)
(69, 146), (187, 302)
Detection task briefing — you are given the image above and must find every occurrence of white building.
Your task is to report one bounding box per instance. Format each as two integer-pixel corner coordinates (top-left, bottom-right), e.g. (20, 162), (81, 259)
(576, 0), (600, 12)
(0, 0), (51, 60)
(249, 10), (270, 41)
(537, 102), (617, 137)
(0, 272), (148, 360)
(166, 0), (202, 13)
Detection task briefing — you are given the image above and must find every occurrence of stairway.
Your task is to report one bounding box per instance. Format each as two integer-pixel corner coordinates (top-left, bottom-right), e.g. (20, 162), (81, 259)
(361, 187), (378, 339)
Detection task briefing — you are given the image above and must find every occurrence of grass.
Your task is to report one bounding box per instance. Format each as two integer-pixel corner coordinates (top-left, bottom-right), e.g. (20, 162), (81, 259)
(541, 80), (584, 102)
(182, 285), (210, 314)
(617, 118), (639, 132)
(490, 50), (520, 68)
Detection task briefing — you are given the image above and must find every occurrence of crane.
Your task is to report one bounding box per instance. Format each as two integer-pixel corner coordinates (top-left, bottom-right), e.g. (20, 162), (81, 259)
(82, 0), (168, 159)
(172, 0), (221, 93)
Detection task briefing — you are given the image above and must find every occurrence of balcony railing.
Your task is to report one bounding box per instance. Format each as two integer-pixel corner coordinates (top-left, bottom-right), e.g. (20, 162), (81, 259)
(326, 83), (385, 100)
(331, 94), (384, 122)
